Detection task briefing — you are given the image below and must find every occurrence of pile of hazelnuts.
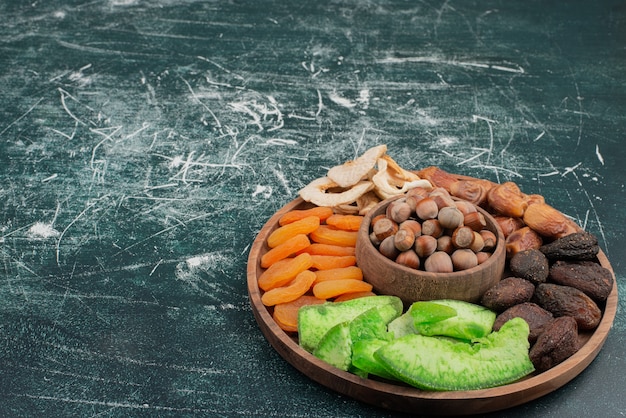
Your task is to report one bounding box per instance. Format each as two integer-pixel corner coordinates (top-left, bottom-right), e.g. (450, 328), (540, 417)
(369, 187), (498, 273)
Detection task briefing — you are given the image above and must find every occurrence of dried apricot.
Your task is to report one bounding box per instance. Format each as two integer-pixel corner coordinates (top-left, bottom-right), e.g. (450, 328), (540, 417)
(258, 253), (313, 291)
(279, 206), (334, 226)
(261, 270), (317, 306)
(333, 291), (377, 302)
(272, 295), (327, 332)
(261, 234), (310, 268)
(312, 279), (373, 300)
(309, 225), (358, 247)
(310, 255), (356, 270)
(313, 266), (363, 284)
(297, 243), (356, 257)
(267, 216), (320, 248)
(325, 214), (364, 231)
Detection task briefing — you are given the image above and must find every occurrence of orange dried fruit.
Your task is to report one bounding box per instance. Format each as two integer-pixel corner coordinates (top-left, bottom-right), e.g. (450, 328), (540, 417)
(261, 234), (310, 268)
(258, 253), (313, 291)
(298, 243), (356, 257)
(267, 216), (320, 248)
(309, 225), (358, 247)
(261, 270), (317, 306)
(312, 279), (373, 300)
(272, 295), (327, 332)
(333, 291), (377, 302)
(325, 214), (364, 231)
(313, 266), (363, 284)
(310, 255), (357, 270)
(278, 206), (334, 226)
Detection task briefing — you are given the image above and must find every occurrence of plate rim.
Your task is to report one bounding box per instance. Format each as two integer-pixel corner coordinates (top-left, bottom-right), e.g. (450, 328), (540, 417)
(247, 197), (618, 415)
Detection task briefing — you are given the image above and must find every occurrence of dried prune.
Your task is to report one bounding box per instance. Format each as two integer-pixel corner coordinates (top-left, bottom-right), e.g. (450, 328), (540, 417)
(509, 249), (549, 285)
(481, 277), (535, 312)
(529, 316), (579, 373)
(493, 302), (554, 343)
(549, 260), (613, 302)
(539, 231), (599, 261)
(533, 283), (601, 330)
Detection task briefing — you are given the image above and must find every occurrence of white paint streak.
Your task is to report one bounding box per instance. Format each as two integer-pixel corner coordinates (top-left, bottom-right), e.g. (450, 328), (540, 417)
(595, 144), (604, 165)
(375, 56), (525, 74)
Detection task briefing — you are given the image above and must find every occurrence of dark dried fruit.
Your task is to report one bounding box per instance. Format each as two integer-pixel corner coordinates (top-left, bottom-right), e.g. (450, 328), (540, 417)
(549, 260), (614, 302)
(493, 302), (554, 343)
(509, 249), (549, 285)
(529, 316), (579, 373)
(533, 283), (601, 330)
(481, 277), (535, 312)
(539, 231), (599, 261)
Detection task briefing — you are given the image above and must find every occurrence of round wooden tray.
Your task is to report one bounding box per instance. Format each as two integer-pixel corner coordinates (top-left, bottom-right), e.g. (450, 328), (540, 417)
(246, 197), (618, 415)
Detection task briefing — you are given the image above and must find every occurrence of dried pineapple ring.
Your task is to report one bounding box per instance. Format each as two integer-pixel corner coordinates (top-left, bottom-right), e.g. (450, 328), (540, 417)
(327, 144), (387, 188)
(372, 158), (433, 200)
(299, 177), (374, 207)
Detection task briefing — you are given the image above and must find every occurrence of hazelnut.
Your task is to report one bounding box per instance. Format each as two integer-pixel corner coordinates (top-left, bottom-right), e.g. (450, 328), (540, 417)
(396, 249), (420, 269)
(437, 206), (464, 229)
(414, 197), (439, 220)
(424, 251), (454, 273)
(451, 249), (479, 271)
(373, 217), (398, 241)
(394, 229), (415, 252)
(422, 219), (443, 238)
(386, 199), (412, 224)
(451, 226), (475, 249)
(454, 200), (477, 215)
(399, 219), (422, 237)
(436, 235), (454, 254)
(476, 251), (491, 264)
(379, 235), (400, 259)
(479, 230), (497, 251)
(415, 235), (438, 258)
(463, 212), (486, 232)
(470, 231), (485, 252)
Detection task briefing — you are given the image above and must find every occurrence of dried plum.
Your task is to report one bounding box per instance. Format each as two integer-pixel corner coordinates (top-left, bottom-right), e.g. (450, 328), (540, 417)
(533, 283), (601, 330)
(509, 249), (549, 285)
(481, 277), (535, 312)
(529, 316), (579, 373)
(493, 302), (554, 343)
(549, 260), (613, 302)
(539, 231), (599, 261)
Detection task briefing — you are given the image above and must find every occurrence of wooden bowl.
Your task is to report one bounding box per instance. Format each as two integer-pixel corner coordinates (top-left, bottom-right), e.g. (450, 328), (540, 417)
(356, 195), (506, 306)
(247, 197), (618, 415)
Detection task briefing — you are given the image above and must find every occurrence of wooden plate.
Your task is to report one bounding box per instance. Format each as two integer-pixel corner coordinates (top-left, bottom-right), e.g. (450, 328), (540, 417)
(246, 197), (618, 415)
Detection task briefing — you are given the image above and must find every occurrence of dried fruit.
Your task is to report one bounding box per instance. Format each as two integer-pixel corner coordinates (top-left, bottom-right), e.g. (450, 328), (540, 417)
(261, 270), (317, 306)
(261, 234), (311, 268)
(310, 255), (357, 270)
(258, 253), (314, 291)
(487, 182), (528, 218)
(310, 225), (358, 247)
(505, 226), (543, 257)
(529, 316), (579, 373)
(273, 295), (327, 332)
(493, 302), (554, 343)
(509, 249), (549, 285)
(533, 283), (601, 330)
(312, 278), (373, 300)
(481, 277), (535, 312)
(279, 206), (334, 226)
(549, 260), (613, 302)
(267, 216), (321, 248)
(523, 203), (580, 239)
(313, 266), (363, 284)
(539, 231), (600, 260)
(325, 214), (364, 231)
